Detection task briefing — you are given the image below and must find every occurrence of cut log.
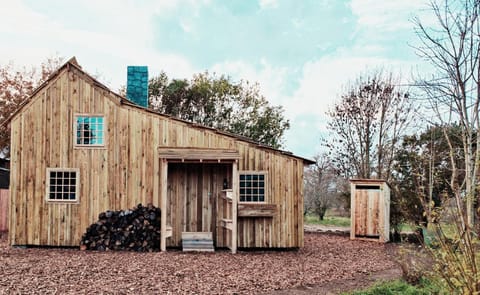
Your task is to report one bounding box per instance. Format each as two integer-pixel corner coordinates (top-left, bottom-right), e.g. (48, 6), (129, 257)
(80, 203), (162, 252)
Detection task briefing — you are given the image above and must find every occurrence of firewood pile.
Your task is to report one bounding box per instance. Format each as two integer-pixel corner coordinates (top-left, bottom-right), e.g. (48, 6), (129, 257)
(80, 203), (161, 252)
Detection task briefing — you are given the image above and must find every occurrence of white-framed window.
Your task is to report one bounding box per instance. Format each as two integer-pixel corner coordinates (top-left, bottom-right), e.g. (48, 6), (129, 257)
(239, 171), (266, 202)
(46, 168), (79, 202)
(74, 114), (105, 146)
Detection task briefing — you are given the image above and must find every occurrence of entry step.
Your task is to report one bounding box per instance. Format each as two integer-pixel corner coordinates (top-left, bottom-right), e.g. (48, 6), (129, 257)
(181, 232), (214, 252)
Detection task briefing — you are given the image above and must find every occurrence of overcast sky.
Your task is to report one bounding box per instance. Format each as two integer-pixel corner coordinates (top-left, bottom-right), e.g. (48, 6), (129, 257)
(0, 0), (434, 159)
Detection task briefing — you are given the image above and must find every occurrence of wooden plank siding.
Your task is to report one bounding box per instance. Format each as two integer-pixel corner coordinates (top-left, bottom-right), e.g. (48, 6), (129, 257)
(9, 63), (309, 249)
(0, 189), (8, 232)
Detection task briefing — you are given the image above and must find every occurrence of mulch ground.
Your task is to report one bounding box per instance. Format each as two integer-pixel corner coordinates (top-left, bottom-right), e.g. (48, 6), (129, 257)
(0, 232), (399, 294)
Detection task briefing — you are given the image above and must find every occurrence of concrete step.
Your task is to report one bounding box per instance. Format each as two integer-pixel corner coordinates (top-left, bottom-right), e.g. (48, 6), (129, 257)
(182, 232), (214, 252)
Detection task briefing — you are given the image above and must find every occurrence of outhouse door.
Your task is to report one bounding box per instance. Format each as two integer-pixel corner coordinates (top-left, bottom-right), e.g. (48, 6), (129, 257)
(354, 185), (380, 238)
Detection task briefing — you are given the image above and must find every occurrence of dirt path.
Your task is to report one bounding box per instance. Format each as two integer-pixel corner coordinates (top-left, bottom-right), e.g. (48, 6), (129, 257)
(0, 231), (401, 294)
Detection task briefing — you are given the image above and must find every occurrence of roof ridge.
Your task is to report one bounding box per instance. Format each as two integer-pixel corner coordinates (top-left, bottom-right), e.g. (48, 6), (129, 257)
(2, 57), (315, 165)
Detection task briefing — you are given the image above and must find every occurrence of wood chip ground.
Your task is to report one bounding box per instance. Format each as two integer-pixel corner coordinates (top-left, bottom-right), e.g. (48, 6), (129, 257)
(0, 232), (399, 294)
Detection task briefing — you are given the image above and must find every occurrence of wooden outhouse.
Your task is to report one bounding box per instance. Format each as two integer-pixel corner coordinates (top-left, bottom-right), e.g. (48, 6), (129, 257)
(6, 58), (314, 252)
(350, 179), (390, 242)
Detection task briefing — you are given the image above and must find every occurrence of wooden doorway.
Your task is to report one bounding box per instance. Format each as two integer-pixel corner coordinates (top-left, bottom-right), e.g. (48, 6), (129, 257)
(166, 163), (230, 247)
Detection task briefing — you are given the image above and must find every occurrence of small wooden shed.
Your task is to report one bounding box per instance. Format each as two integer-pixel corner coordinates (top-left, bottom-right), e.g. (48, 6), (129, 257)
(5, 58), (314, 252)
(350, 179), (390, 242)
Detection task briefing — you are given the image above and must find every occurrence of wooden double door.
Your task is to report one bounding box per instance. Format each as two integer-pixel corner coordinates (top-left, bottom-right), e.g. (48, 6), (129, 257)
(166, 163), (230, 247)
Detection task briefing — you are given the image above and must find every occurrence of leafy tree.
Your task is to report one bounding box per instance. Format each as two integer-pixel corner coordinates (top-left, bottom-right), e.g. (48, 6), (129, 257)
(0, 56), (64, 156)
(148, 71), (290, 148)
(304, 154), (347, 220)
(325, 70), (412, 181)
(391, 125), (463, 227)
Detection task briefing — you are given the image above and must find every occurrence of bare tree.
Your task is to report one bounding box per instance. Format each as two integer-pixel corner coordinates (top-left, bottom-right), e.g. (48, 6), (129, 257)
(414, 0), (480, 228)
(304, 154), (346, 220)
(410, 1), (480, 292)
(325, 70), (412, 181)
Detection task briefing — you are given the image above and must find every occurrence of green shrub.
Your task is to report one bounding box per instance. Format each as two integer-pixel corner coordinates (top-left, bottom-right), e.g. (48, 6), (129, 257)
(346, 279), (444, 295)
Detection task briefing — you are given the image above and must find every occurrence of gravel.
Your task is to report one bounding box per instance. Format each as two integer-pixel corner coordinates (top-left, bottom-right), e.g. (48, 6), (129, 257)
(0, 233), (397, 294)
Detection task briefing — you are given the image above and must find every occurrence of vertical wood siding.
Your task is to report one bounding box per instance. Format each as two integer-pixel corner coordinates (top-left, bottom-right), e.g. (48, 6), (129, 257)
(0, 189), (8, 231)
(9, 66), (306, 248)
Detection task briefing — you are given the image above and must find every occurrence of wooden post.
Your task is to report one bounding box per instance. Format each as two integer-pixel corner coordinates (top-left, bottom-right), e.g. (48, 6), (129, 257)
(231, 161), (238, 254)
(350, 181), (355, 240)
(160, 159), (168, 251)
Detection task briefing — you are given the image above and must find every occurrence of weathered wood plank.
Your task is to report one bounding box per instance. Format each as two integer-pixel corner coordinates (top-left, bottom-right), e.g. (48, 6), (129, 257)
(0, 190), (9, 232)
(237, 204), (277, 217)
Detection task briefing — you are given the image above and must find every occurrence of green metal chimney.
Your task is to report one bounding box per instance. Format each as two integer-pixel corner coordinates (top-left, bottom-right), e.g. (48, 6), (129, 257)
(126, 66), (148, 107)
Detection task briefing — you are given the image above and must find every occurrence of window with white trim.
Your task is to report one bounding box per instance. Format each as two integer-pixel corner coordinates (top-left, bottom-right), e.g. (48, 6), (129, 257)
(46, 168), (79, 202)
(75, 115), (104, 146)
(239, 172), (266, 202)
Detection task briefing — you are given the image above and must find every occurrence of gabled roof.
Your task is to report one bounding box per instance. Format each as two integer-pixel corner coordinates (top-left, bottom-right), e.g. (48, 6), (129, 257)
(4, 57), (315, 165)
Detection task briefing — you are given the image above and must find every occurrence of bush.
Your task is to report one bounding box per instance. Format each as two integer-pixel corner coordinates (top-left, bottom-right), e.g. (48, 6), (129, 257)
(346, 279), (444, 295)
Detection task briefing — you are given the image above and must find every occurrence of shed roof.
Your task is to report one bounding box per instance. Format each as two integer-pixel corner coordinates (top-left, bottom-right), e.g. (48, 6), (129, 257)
(4, 57), (315, 165)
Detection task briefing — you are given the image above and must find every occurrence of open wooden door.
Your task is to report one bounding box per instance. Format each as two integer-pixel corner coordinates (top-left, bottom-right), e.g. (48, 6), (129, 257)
(158, 148), (240, 251)
(166, 163), (230, 247)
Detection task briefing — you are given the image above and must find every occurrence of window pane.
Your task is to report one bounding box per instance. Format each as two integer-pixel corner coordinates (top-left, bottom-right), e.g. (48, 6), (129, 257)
(48, 169), (78, 201)
(239, 173), (266, 202)
(76, 116), (104, 146)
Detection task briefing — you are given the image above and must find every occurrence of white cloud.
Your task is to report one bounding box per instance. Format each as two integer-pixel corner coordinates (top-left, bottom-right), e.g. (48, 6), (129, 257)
(211, 59), (289, 107)
(0, 0), (198, 90)
(259, 0), (278, 10)
(350, 0), (430, 31)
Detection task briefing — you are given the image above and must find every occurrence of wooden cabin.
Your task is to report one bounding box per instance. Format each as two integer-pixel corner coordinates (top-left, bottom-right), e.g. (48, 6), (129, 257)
(7, 58), (314, 252)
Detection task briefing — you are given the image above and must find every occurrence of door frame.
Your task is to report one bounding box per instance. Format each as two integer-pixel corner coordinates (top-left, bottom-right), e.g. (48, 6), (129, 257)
(158, 148), (239, 253)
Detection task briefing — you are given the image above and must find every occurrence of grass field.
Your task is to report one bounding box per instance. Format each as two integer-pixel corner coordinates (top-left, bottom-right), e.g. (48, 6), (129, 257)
(304, 213), (350, 227)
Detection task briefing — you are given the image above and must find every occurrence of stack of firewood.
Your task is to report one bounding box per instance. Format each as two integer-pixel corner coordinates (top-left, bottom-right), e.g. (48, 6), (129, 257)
(80, 203), (161, 252)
